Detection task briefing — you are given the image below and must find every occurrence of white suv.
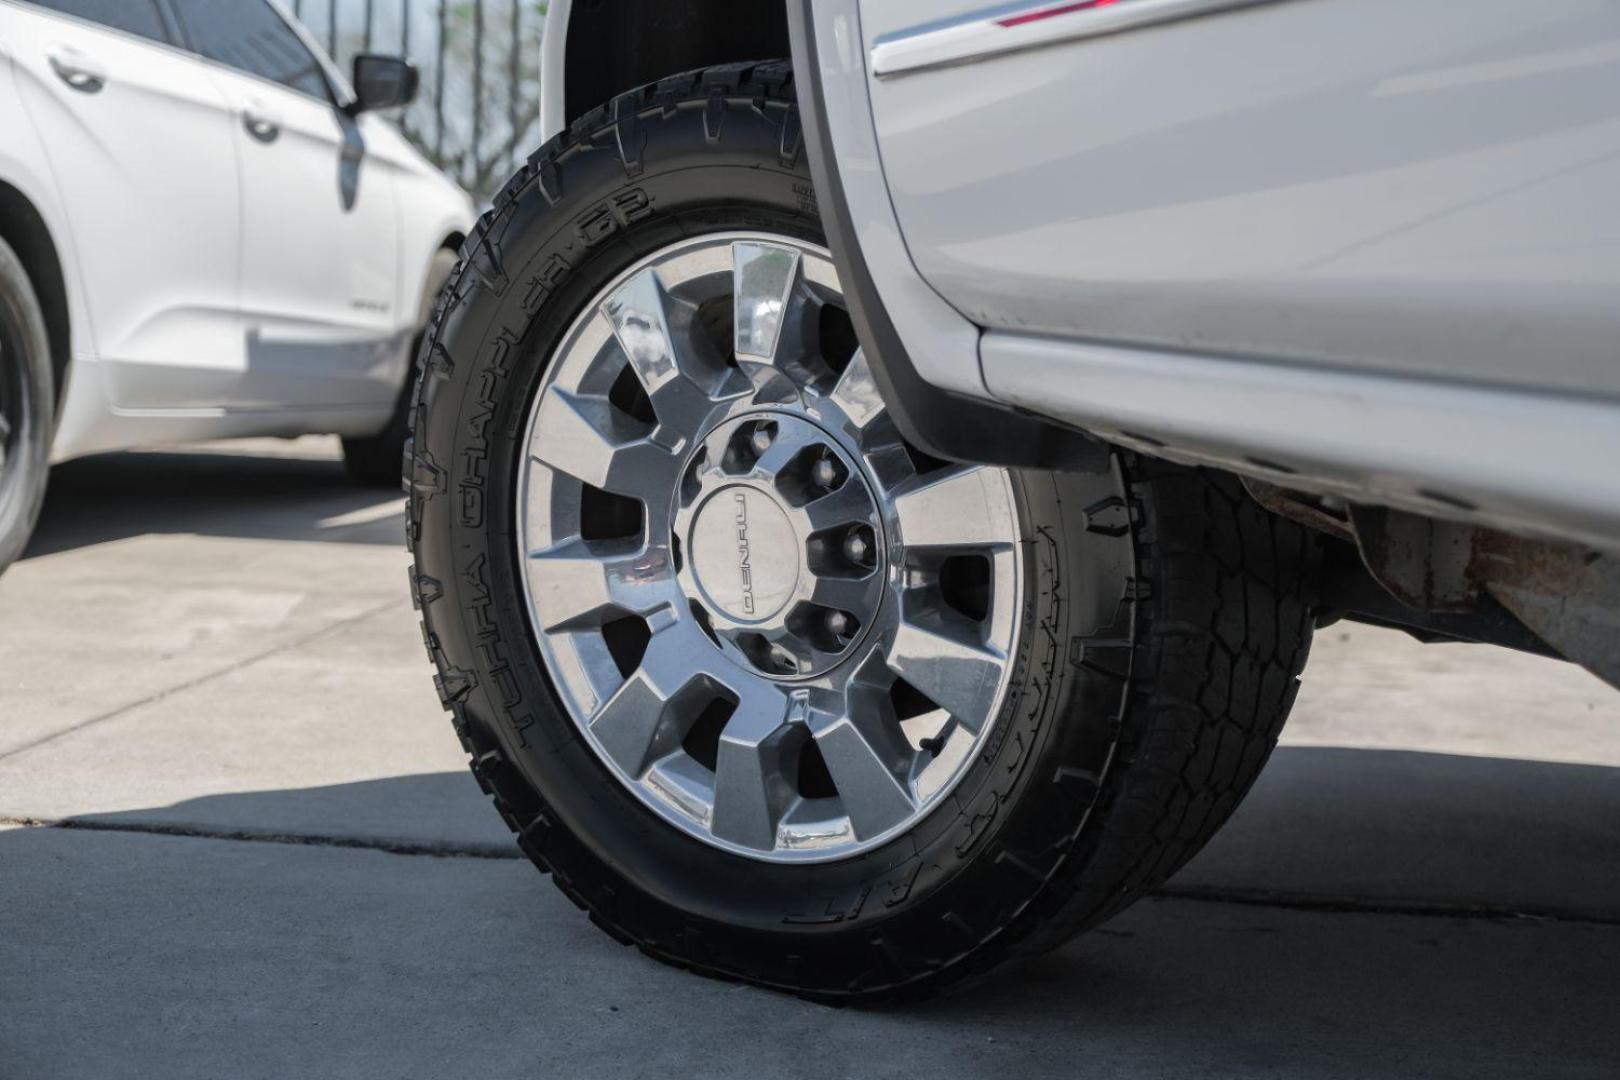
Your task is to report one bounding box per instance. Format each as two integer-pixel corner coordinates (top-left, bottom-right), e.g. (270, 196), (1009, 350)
(0, 0), (475, 571)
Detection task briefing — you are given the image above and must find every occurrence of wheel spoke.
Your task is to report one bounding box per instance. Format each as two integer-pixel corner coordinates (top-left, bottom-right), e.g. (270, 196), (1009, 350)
(586, 625), (712, 777)
(827, 348), (886, 431)
(526, 538), (672, 631)
(709, 681), (793, 850)
(887, 617), (1005, 733)
(802, 481), (877, 532)
(732, 241), (802, 364)
(752, 430), (814, 478)
(809, 709), (914, 839)
(588, 672), (677, 779)
(587, 623), (708, 778)
(808, 573), (873, 615)
(603, 268), (738, 427)
(530, 388), (674, 502)
(893, 465), (1017, 551)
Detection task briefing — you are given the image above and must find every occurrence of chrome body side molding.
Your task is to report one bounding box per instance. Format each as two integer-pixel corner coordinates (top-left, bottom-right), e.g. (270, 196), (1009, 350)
(870, 0), (1279, 77)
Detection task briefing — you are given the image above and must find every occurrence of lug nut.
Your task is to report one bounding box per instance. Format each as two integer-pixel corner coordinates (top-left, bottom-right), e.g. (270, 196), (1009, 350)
(751, 427), (774, 454)
(843, 530), (870, 565)
(825, 610), (853, 639)
(812, 457), (838, 488)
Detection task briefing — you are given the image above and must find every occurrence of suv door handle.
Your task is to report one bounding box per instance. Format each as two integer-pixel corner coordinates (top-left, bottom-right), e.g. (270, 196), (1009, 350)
(242, 107), (281, 144)
(46, 47), (105, 94)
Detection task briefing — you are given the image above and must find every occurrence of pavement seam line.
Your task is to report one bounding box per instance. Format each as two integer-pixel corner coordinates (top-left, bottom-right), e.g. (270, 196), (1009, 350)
(0, 597), (403, 763)
(1151, 884), (1620, 927)
(0, 815), (522, 860)
(6, 815), (1618, 928)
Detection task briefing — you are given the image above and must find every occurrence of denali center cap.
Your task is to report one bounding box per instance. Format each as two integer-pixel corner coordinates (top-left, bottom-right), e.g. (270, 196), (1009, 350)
(689, 486), (799, 622)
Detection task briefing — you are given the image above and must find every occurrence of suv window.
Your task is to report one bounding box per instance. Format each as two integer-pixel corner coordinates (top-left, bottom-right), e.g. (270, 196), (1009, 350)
(168, 0), (330, 101)
(24, 0), (171, 44)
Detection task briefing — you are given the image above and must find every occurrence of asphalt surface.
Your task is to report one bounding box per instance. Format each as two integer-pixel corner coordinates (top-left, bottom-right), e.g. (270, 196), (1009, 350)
(2, 438), (1618, 1079)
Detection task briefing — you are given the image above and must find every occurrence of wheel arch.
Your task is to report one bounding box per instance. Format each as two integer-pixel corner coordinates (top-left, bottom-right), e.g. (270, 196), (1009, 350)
(0, 180), (70, 416)
(540, 1), (1106, 473)
(542, 0), (790, 137)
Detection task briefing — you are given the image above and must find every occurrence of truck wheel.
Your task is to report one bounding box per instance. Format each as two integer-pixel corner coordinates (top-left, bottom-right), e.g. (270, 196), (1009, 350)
(407, 62), (1318, 1003)
(343, 249), (459, 487)
(0, 235), (52, 577)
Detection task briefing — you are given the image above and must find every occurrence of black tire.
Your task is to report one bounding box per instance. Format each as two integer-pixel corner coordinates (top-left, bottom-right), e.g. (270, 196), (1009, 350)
(343, 249), (459, 487)
(0, 235), (53, 577)
(407, 61), (1319, 1003)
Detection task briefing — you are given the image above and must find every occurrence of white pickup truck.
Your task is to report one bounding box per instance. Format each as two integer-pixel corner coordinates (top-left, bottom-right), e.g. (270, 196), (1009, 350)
(402, 0), (1620, 1002)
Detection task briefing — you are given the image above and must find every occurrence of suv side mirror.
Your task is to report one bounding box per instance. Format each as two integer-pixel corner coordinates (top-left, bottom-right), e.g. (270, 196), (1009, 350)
(348, 54), (418, 115)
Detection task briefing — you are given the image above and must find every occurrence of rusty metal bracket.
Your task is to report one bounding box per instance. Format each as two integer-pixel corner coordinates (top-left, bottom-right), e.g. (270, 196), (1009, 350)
(1474, 536), (1620, 689)
(1324, 505), (1620, 688)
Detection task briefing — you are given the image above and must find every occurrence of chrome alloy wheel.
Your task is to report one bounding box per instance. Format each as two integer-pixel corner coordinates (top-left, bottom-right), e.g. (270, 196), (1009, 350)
(517, 233), (1027, 862)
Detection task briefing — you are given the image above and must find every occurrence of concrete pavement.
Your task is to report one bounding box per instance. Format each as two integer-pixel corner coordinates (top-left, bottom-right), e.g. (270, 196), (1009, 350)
(2, 439), (1617, 1078)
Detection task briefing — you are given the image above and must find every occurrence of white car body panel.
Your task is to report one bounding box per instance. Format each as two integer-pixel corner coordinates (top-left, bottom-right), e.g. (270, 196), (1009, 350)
(849, 0), (1620, 550)
(801, 0), (989, 400)
(866, 0), (1620, 399)
(208, 62), (405, 411)
(0, 0), (475, 463)
(3, 9), (242, 412)
(0, 29), (99, 445)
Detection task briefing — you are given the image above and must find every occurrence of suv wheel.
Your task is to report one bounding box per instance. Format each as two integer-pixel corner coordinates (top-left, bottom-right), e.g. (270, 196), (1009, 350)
(406, 62), (1318, 1003)
(0, 234), (53, 577)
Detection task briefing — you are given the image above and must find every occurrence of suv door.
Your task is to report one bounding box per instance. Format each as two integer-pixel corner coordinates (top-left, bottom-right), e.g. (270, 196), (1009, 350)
(0, 0), (242, 409)
(863, 0), (1620, 400)
(167, 0), (404, 411)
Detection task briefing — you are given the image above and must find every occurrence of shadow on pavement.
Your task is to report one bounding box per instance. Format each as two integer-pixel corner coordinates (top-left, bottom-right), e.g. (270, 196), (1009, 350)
(47, 770), (515, 856)
(23, 447), (402, 558)
(2, 749), (1617, 1077)
(30, 747), (1620, 920)
(1176, 745), (1620, 921)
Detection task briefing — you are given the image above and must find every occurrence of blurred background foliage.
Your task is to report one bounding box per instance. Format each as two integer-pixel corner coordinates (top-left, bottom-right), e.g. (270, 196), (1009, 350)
(288, 0), (550, 201)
